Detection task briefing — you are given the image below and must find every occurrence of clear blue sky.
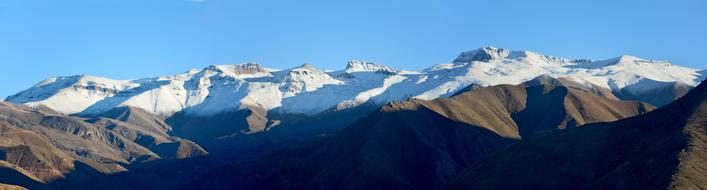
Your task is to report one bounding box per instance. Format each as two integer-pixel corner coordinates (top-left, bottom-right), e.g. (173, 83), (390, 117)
(1, 0), (706, 98)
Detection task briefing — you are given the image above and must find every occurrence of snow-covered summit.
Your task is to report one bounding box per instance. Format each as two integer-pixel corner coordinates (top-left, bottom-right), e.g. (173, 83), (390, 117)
(6, 47), (705, 116)
(453, 47), (512, 63)
(6, 75), (138, 114)
(453, 47), (592, 65)
(603, 55), (674, 67)
(277, 64), (343, 97)
(203, 62), (272, 78)
(345, 60), (400, 74)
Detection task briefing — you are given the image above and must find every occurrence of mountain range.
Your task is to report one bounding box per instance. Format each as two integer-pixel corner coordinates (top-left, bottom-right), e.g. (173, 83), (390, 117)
(0, 47), (705, 189)
(7, 47), (703, 117)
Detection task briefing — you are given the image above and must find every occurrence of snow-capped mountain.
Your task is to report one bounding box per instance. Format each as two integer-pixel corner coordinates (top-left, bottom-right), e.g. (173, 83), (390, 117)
(6, 47), (704, 116)
(344, 60), (400, 74)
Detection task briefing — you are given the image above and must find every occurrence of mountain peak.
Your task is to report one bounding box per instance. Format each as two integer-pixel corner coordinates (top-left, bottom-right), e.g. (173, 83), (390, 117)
(609, 55), (642, 65)
(453, 47), (511, 63)
(289, 63), (325, 73)
(618, 55), (641, 61)
(524, 74), (560, 85)
(279, 63), (342, 98)
(345, 60), (399, 74)
(204, 62), (270, 76)
(299, 63), (316, 69)
(453, 47), (593, 65)
(603, 55), (673, 67)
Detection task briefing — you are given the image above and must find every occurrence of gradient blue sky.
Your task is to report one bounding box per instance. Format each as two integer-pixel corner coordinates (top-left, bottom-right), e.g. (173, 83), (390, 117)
(1, 0), (706, 98)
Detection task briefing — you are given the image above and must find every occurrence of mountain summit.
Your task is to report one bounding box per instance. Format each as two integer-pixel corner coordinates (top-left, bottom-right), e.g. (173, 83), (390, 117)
(453, 47), (592, 65)
(453, 47), (513, 62)
(203, 62), (272, 78)
(345, 60), (399, 74)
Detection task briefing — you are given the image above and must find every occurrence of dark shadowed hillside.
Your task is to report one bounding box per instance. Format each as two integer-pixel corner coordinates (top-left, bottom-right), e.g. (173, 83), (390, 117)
(189, 76), (655, 190)
(446, 80), (707, 189)
(0, 103), (207, 189)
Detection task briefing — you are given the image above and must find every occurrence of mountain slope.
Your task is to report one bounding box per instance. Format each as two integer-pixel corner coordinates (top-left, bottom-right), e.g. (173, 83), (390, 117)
(0, 124), (74, 184)
(422, 76), (654, 137)
(445, 80), (707, 189)
(0, 183), (29, 190)
(0, 101), (207, 189)
(88, 106), (208, 159)
(95, 106), (172, 136)
(189, 76), (655, 190)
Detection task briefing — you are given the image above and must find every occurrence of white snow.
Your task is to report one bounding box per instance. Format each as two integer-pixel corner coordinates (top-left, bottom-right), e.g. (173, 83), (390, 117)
(277, 64), (343, 98)
(6, 47), (704, 116)
(345, 60), (400, 74)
